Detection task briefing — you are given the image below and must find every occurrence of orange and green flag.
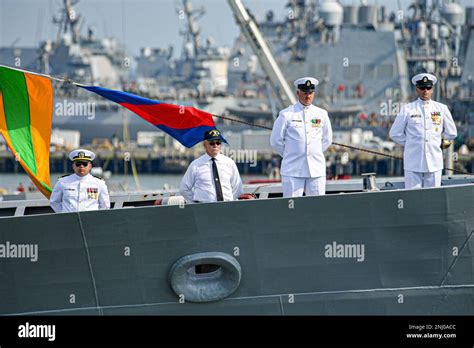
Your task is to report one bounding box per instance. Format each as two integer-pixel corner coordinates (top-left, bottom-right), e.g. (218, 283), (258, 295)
(0, 66), (53, 198)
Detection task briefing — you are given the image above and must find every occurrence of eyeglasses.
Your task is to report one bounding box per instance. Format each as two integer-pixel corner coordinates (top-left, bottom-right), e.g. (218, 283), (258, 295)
(209, 141), (222, 146)
(417, 87), (432, 90)
(74, 161), (89, 167)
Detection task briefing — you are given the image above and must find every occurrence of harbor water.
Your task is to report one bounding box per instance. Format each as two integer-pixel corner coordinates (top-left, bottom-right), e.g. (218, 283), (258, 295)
(0, 173), (269, 195)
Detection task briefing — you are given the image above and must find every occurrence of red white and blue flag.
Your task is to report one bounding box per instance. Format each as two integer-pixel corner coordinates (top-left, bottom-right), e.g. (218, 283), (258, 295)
(81, 85), (225, 148)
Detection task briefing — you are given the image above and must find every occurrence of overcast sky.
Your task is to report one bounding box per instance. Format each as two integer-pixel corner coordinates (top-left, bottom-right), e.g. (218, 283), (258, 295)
(1, 0), (473, 59)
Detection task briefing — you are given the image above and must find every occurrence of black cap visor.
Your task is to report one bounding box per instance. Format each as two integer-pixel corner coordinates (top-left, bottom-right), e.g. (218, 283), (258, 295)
(416, 82), (433, 88)
(205, 136), (222, 142)
(298, 85), (315, 92)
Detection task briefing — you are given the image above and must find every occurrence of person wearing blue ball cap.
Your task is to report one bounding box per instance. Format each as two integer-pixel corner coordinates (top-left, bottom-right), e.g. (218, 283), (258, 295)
(180, 129), (243, 203)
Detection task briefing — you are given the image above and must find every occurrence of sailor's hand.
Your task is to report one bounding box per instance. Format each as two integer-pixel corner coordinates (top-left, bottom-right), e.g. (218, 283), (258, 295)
(441, 139), (452, 149)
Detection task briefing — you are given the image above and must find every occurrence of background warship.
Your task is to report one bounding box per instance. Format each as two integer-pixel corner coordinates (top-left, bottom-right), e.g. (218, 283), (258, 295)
(1, 0), (473, 182)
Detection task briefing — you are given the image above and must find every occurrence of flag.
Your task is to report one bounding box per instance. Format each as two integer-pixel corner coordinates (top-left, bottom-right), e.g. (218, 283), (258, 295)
(0, 66), (53, 198)
(81, 85), (225, 148)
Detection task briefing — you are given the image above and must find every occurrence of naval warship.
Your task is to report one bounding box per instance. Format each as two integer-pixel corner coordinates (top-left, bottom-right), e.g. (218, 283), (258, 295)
(0, 0), (473, 316)
(0, 0), (139, 144)
(0, 174), (473, 315)
(1, 0), (471, 175)
(0, 0), (240, 145)
(227, 0), (474, 147)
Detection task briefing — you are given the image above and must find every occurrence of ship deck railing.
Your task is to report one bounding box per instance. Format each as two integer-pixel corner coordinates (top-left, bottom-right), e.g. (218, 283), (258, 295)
(1, 175), (473, 218)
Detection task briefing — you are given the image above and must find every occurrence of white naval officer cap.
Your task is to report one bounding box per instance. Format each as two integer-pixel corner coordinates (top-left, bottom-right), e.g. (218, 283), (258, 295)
(411, 73), (437, 87)
(294, 77), (319, 91)
(69, 149), (95, 162)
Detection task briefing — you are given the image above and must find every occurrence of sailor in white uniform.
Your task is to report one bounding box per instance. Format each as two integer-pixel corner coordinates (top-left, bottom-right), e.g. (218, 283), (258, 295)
(389, 73), (457, 189)
(270, 77), (333, 197)
(50, 149), (110, 212)
(180, 129), (243, 203)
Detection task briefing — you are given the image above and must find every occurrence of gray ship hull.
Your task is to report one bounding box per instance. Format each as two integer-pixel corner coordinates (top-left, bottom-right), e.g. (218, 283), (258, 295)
(1, 184), (473, 315)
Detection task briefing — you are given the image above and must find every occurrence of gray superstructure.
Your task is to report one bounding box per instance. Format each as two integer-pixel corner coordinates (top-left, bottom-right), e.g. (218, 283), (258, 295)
(0, 0), (234, 145)
(228, 0), (406, 121)
(2, 0), (471, 154)
(134, 0), (230, 100)
(38, 0), (127, 88)
(0, 0), (132, 144)
(227, 0), (473, 142)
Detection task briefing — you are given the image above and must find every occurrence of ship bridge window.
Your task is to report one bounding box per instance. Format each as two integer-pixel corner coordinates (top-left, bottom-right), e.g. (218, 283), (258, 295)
(376, 64), (394, 79)
(343, 65), (361, 81)
(318, 63), (329, 76)
(468, 111), (474, 123)
(384, 87), (401, 99)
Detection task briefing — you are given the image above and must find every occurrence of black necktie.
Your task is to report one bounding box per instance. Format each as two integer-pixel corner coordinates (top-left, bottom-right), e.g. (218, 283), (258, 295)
(211, 158), (224, 201)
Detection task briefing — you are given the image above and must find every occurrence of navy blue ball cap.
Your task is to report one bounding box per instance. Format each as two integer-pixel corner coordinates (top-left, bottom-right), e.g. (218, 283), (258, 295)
(204, 129), (224, 142)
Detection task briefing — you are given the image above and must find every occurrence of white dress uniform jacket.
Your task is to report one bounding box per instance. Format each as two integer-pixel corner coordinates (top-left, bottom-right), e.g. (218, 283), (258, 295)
(50, 173), (110, 213)
(180, 153), (243, 203)
(389, 98), (457, 172)
(270, 102), (333, 177)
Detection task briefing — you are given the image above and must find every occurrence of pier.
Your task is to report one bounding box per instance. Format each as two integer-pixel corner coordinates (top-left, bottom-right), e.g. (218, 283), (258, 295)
(0, 148), (471, 177)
